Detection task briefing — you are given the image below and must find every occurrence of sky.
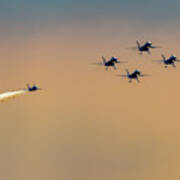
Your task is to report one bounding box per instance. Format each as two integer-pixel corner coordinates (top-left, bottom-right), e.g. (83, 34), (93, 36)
(1, 1), (180, 180)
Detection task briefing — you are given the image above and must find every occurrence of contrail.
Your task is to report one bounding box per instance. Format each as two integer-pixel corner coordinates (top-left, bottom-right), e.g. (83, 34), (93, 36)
(0, 89), (28, 102)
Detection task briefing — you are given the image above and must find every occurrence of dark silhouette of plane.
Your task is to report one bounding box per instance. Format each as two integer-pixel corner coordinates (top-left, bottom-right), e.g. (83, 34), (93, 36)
(135, 41), (160, 54)
(154, 54), (180, 68)
(92, 56), (127, 70)
(26, 84), (41, 92)
(102, 56), (128, 70)
(108, 57), (121, 64)
(117, 69), (150, 83)
(102, 56), (117, 70)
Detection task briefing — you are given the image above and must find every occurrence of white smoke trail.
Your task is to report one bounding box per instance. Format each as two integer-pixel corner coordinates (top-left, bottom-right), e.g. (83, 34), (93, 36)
(0, 90), (28, 102)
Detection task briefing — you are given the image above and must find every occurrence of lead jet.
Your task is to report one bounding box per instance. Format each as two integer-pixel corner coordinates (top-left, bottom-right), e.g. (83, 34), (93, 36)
(26, 84), (41, 92)
(117, 69), (150, 83)
(93, 56), (127, 70)
(135, 41), (160, 54)
(154, 54), (180, 68)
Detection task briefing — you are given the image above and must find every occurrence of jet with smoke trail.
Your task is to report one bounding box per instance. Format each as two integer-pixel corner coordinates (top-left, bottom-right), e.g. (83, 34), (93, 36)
(0, 84), (41, 102)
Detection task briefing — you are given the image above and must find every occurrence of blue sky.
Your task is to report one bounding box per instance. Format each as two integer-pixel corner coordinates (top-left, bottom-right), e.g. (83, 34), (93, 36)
(0, 0), (180, 40)
(1, 0), (180, 23)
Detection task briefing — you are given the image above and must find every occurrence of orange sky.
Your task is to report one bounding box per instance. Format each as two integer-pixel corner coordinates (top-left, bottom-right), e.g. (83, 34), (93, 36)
(0, 22), (180, 180)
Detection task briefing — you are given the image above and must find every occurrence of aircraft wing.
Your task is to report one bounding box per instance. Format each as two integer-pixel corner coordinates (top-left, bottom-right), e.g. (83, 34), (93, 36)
(91, 62), (103, 66)
(140, 74), (151, 77)
(152, 60), (164, 63)
(127, 47), (138, 50)
(150, 46), (162, 48)
(116, 74), (128, 78)
(117, 61), (128, 64)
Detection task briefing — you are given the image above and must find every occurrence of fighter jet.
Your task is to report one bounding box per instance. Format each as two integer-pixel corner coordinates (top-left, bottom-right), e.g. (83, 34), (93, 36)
(26, 84), (41, 92)
(108, 57), (122, 64)
(117, 69), (150, 83)
(154, 54), (180, 68)
(134, 41), (161, 54)
(93, 56), (127, 70)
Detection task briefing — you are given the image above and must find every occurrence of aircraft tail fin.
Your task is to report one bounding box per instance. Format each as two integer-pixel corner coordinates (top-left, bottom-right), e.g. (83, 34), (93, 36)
(126, 69), (130, 75)
(102, 56), (106, 65)
(136, 41), (141, 50)
(161, 54), (166, 62)
(26, 84), (30, 90)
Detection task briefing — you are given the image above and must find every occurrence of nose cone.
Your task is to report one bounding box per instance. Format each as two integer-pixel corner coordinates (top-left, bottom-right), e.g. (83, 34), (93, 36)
(35, 86), (41, 91)
(111, 57), (118, 62)
(33, 85), (40, 91)
(135, 69), (141, 75)
(171, 55), (177, 60)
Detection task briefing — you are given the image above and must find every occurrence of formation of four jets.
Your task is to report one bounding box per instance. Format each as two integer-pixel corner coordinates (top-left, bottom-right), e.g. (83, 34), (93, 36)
(95, 41), (180, 83)
(27, 40), (180, 87)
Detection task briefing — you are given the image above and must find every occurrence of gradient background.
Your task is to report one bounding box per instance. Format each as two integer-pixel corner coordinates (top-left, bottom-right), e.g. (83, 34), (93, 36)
(1, 0), (180, 180)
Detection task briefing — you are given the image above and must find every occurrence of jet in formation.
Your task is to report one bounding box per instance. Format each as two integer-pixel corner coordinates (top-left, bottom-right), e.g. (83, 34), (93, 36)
(117, 69), (150, 83)
(93, 56), (128, 70)
(154, 54), (180, 68)
(133, 41), (161, 54)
